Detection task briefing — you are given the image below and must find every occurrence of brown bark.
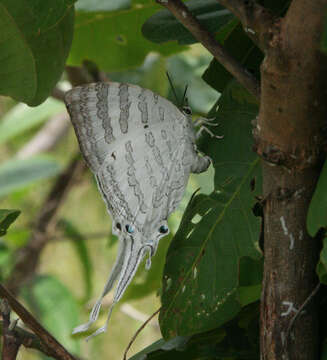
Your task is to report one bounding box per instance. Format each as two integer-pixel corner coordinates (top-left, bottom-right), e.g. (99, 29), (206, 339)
(255, 0), (327, 358)
(0, 285), (78, 360)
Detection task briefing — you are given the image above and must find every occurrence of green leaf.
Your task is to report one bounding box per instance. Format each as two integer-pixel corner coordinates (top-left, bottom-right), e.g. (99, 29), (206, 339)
(0, 241), (11, 280)
(132, 304), (259, 359)
(0, 98), (64, 145)
(159, 81), (262, 338)
(203, 23), (263, 93)
(109, 53), (169, 97)
(142, 0), (233, 45)
(0, 156), (62, 197)
(58, 219), (93, 301)
(316, 237), (327, 284)
(0, 209), (20, 237)
(21, 275), (80, 355)
(129, 337), (192, 360)
(166, 53), (219, 114)
(0, 0), (74, 106)
(68, 0), (185, 71)
(307, 159), (327, 236)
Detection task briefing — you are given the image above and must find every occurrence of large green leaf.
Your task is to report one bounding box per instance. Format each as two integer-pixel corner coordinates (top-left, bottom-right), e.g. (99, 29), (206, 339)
(142, 0), (233, 45)
(0, 156), (62, 197)
(307, 159), (327, 237)
(132, 303), (259, 359)
(0, 0), (74, 106)
(0, 98), (64, 145)
(21, 275), (80, 355)
(68, 0), (185, 71)
(0, 209), (20, 237)
(159, 81), (262, 338)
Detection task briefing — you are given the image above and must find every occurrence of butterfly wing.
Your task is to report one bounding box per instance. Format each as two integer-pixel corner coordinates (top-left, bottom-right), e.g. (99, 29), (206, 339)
(65, 82), (191, 221)
(65, 82), (200, 338)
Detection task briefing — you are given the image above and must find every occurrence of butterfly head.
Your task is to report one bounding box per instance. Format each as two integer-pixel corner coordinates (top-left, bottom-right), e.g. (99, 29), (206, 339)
(113, 219), (170, 254)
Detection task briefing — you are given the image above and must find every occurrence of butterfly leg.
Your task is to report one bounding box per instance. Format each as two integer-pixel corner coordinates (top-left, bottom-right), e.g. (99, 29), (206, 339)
(194, 116), (218, 127)
(196, 125), (224, 140)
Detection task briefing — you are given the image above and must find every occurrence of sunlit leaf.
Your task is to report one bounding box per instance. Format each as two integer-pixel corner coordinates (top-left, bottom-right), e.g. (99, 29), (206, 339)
(0, 98), (64, 145)
(22, 275), (80, 354)
(68, 0), (185, 71)
(0, 156), (62, 197)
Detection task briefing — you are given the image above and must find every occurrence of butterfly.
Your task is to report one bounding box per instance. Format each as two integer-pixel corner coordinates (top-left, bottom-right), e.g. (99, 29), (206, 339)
(64, 81), (213, 339)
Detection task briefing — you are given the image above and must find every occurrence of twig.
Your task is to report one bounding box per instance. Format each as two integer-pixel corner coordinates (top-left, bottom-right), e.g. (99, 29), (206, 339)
(0, 319), (68, 358)
(66, 61), (108, 87)
(120, 304), (160, 328)
(284, 283), (321, 347)
(6, 156), (87, 295)
(156, 0), (260, 99)
(1, 299), (21, 360)
(0, 284), (78, 360)
(52, 87), (66, 102)
(123, 308), (161, 360)
(16, 112), (70, 159)
(217, 0), (275, 50)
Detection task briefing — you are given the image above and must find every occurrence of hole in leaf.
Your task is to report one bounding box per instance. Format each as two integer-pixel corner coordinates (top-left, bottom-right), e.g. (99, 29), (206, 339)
(191, 214), (202, 224)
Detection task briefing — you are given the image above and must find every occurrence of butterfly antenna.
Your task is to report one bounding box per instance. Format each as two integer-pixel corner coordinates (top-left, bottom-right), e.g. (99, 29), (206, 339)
(166, 72), (179, 106)
(182, 85), (189, 107)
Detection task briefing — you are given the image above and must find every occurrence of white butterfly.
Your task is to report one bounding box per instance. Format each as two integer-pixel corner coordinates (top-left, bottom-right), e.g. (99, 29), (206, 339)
(65, 82), (212, 339)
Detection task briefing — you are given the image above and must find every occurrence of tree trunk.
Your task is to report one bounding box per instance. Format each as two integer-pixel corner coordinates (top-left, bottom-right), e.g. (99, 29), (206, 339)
(256, 0), (327, 358)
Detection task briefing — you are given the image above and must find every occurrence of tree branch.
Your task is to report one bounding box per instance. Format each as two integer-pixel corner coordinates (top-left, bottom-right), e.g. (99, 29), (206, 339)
(156, 0), (260, 99)
(217, 0), (276, 50)
(16, 112), (70, 159)
(257, 0), (327, 358)
(123, 308), (161, 360)
(0, 320), (67, 358)
(51, 87), (66, 102)
(0, 285), (78, 360)
(1, 299), (20, 360)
